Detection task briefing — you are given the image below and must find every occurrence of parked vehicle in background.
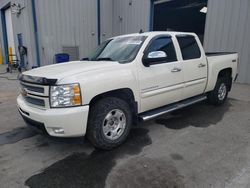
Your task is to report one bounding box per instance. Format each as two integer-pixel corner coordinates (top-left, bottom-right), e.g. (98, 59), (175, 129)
(17, 32), (238, 149)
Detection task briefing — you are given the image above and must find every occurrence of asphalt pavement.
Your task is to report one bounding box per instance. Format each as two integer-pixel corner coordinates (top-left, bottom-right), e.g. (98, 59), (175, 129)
(0, 66), (250, 188)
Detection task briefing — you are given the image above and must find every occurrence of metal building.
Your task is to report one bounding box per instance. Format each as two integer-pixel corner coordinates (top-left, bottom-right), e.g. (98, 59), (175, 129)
(0, 0), (102, 68)
(0, 0), (249, 84)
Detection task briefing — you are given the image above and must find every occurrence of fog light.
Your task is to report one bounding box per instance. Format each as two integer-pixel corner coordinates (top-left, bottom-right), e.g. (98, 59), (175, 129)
(52, 128), (64, 134)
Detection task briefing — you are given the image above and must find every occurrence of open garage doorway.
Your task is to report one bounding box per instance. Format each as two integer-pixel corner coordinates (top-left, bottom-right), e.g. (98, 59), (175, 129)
(152, 0), (208, 43)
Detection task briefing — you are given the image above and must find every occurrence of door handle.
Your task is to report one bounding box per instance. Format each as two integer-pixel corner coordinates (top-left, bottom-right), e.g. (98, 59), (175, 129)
(198, 63), (206, 68)
(171, 67), (182, 73)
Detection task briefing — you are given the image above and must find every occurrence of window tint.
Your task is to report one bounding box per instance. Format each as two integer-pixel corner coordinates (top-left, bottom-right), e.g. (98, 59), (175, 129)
(177, 36), (201, 60)
(146, 37), (177, 63)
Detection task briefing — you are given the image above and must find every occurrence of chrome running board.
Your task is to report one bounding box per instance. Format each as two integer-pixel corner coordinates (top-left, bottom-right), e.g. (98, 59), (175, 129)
(139, 95), (207, 121)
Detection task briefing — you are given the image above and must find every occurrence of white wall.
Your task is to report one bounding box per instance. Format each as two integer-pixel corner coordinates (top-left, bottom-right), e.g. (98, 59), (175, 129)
(204, 0), (250, 84)
(112, 0), (151, 36)
(35, 0), (98, 65)
(100, 0), (113, 42)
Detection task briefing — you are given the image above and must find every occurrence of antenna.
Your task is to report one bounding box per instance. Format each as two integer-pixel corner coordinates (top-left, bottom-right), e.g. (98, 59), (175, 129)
(139, 29), (144, 34)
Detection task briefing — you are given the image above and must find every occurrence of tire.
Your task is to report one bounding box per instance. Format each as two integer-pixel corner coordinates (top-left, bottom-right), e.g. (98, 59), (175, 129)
(87, 97), (132, 150)
(207, 77), (229, 105)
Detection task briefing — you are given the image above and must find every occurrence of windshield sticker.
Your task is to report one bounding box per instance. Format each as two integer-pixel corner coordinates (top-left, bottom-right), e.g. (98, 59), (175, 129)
(126, 40), (143, 45)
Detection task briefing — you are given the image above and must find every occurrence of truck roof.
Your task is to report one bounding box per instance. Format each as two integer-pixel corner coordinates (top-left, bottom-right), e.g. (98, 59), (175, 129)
(111, 31), (197, 39)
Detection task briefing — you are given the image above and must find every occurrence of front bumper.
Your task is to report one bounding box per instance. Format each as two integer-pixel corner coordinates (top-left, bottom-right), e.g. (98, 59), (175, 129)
(17, 95), (89, 137)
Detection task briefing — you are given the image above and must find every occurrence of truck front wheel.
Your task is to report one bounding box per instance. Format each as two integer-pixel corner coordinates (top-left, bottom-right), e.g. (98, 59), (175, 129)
(207, 78), (229, 105)
(87, 97), (132, 150)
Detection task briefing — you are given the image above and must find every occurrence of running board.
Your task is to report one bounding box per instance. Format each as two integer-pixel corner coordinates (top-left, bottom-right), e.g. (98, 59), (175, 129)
(139, 95), (207, 121)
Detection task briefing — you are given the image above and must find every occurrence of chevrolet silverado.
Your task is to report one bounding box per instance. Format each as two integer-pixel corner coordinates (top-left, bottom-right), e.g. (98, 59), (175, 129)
(17, 32), (238, 149)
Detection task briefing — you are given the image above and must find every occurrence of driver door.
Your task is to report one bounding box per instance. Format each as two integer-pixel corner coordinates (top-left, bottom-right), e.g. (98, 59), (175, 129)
(138, 36), (184, 112)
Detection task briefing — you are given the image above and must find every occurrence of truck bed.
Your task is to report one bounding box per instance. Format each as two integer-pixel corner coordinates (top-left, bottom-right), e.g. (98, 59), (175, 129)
(205, 52), (238, 93)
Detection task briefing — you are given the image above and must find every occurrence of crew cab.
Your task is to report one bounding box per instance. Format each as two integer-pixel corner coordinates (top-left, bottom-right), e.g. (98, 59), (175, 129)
(17, 32), (238, 149)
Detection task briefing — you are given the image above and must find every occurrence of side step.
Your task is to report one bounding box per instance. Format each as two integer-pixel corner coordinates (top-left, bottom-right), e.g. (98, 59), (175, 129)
(139, 95), (207, 121)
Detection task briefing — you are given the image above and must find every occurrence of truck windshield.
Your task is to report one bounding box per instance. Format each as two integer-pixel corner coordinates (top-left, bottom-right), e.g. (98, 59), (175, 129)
(88, 36), (146, 63)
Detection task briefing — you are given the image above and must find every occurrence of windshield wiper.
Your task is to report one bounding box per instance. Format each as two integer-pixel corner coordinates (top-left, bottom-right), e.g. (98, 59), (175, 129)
(96, 57), (114, 61)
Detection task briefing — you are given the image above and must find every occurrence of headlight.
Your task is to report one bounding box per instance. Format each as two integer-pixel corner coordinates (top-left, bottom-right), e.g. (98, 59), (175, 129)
(50, 83), (82, 108)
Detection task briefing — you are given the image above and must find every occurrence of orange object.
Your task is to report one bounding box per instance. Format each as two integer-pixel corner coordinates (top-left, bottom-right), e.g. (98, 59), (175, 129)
(8, 47), (12, 64)
(73, 95), (81, 105)
(0, 48), (3, 65)
(73, 84), (81, 105)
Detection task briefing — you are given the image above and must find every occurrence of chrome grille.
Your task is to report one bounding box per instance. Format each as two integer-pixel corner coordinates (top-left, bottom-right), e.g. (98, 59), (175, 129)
(20, 82), (48, 96)
(20, 81), (49, 109)
(24, 96), (45, 107)
(21, 83), (44, 93)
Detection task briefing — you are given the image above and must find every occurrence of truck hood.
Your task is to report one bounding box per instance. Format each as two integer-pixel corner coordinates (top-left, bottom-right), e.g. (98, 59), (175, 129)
(22, 61), (120, 80)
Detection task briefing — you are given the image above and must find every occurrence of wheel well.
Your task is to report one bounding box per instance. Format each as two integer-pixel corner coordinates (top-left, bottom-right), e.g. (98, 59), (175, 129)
(89, 88), (138, 123)
(218, 68), (233, 91)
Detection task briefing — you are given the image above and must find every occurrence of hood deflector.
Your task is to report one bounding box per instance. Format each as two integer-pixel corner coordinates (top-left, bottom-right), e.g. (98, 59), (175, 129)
(19, 74), (57, 85)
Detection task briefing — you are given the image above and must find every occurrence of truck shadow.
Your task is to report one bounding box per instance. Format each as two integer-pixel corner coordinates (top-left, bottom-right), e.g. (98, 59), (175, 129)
(155, 100), (231, 129)
(25, 128), (152, 188)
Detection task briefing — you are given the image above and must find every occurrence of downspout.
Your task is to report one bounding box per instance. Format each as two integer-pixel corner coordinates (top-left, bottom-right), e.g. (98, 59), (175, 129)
(97, 0), (101, 45)
(31, 0), (41, 67)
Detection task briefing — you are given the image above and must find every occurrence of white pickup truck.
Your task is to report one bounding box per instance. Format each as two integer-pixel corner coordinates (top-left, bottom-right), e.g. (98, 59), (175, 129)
(17, 32), (238, 149)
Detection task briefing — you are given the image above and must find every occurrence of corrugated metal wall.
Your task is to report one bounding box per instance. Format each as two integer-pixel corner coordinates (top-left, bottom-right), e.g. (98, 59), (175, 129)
(112, 0), (151, 36)
(11, 0), (37, 69)
(1, 0), (249, 84)
(100, 0), (113, 42)
(35, 0), (98, 65)
(0, 0), (37, 68)
(204, 0), (250, 84)
(0, 0), (12, 65)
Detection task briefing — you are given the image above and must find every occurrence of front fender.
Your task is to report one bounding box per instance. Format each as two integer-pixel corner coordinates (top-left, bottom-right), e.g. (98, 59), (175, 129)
(60, 66), (139, 107)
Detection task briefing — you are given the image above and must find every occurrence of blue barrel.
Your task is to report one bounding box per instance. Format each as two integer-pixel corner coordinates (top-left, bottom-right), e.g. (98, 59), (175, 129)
(55, 53), (70, 63)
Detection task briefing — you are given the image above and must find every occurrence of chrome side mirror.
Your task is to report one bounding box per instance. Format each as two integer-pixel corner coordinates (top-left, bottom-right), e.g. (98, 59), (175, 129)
(147, 51), (167, 59)
(142, 51), (168, 67)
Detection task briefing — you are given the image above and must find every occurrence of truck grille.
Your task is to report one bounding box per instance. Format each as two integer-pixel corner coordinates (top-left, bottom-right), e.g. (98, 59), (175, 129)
(21, 83), (44, 93)
(24, 96), (45, 107)
(20, 81), (49, 109)
(20, 82), (46, 96)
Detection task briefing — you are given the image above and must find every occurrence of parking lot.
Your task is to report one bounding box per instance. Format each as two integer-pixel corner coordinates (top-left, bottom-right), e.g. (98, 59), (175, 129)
(1, 67), (250, 188)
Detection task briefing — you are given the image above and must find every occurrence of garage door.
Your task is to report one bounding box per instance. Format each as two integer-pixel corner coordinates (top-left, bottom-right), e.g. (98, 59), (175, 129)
(153, 0), (208, 43)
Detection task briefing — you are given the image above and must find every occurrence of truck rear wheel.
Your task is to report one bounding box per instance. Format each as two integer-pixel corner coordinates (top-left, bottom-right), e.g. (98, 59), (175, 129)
(87, 97), (132, 150)
(207, 77), (229, 105)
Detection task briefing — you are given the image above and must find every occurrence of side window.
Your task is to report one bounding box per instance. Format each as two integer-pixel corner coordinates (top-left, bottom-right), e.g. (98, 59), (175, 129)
(146, 37), (177, 63)
(177, 36), (201, 60)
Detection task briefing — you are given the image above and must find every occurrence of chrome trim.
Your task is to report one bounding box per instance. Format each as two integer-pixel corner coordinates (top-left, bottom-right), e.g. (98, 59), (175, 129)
(171, 67), (182, 72)
(23, 94), (49, 109)
(20, 81), (49, 97)
(140, 95), (207, 121)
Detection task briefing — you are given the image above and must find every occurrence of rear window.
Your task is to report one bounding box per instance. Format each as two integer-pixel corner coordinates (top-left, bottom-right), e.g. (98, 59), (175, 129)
(177, 36), (201, 60)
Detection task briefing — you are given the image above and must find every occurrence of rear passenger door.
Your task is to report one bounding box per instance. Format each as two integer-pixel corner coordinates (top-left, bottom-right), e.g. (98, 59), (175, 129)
(176, 35), (207, 99)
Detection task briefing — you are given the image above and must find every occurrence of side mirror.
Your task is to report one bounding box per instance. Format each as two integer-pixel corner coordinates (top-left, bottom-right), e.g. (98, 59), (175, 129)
(142, 51), (167, 67)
